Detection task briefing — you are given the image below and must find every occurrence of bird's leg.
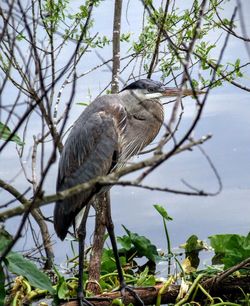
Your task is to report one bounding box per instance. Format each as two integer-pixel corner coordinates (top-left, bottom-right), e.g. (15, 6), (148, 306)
(77, 203), (93, 306)
(105, 193), (144, 306)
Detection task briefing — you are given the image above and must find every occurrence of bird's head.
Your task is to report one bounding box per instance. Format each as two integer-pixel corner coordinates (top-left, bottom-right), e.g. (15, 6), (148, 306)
(121, 78), (204, 100)
(118, 79), (205, 149)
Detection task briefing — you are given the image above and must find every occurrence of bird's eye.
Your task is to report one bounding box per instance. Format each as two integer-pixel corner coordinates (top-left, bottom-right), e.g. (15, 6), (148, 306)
(133, 114), (146, 121)
(148, 88), (155, 93)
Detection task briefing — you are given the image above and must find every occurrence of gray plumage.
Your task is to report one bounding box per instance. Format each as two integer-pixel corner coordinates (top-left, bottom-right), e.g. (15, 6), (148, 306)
(54, 79), (169, 240)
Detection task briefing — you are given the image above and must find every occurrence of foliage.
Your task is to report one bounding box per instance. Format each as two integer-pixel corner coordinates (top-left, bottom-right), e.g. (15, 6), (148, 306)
(42, 0), (69, 34)
(0, 232), (54, 304)
(209, 233), (250, 269)
(101, 248), (126, 275)
(118, 225), (158, 262)
(0, 265), (5, 305)
(154, 204), (173, 262)
(154, 204), (173, 221)
(53, 266), (76, 300)
(130, 0), (244, 87)
(0, 123), (24, 146)
(6, 253), (54, 294)
(181, 235), (208, 253)
(1, 222), (250, 304)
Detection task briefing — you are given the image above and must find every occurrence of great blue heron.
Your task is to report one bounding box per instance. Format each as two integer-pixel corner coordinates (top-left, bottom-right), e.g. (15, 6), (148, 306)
(54, 79), (199, 305)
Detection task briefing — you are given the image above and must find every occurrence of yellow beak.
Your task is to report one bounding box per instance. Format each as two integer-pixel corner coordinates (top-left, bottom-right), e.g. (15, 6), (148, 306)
(162, 88), (205, 97)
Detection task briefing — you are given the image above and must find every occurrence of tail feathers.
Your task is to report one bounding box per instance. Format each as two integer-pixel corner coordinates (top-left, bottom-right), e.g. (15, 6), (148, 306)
(54, 190), (94, 240)
(54, 200), (75, 240)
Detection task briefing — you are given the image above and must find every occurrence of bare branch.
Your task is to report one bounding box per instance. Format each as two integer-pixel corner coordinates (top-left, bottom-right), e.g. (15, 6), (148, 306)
(111, 0), (122, 93)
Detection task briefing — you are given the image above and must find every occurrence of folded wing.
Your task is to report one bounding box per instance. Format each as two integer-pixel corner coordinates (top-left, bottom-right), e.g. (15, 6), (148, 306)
(54, 109), (120, 240)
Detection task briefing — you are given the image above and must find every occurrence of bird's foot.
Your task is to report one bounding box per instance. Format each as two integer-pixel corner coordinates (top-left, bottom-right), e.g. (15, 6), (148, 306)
(77, 292), (94, 306)
(119, 282), (144, 306)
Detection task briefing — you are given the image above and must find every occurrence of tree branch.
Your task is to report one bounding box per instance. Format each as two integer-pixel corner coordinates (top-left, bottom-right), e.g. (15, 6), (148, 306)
(111, 0), (122, 93)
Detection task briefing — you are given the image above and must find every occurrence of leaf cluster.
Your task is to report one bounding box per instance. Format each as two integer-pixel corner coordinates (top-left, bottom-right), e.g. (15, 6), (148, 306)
(1, 223), (250, 305)
(0, 123), (24, 147)
(209, 233), (250, 270)
(0, 229), (54, 305)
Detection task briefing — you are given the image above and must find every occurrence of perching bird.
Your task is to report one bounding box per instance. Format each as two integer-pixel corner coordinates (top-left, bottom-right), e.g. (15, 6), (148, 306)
(54, 79), (198, 305)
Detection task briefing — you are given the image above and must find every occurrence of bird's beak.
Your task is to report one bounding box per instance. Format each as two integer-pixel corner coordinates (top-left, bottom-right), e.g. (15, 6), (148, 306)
(162, 87), (205, 97)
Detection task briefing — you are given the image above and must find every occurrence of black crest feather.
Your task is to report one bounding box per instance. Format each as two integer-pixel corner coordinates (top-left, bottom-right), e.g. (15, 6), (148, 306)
(121, 79), (164, 92)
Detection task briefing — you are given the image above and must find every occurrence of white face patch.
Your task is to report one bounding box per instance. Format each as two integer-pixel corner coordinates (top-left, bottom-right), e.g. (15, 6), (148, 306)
(145, 92), (163, 99)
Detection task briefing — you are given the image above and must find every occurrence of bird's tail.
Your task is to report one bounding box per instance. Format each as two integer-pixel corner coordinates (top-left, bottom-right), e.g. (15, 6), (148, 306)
(54, 199), (75, 240)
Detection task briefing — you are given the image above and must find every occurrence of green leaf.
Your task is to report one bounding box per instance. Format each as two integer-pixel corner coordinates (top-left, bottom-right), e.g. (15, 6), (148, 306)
(210, 234), (236, 253)
(122, 226), (158, 262)
(6, 252), (54, 294)
(16, 33), (26, 41)
(185, 235), (198, 252)
(0, 122), (24, 146)
(117, 235), (132, 251)
(209, 233), (250, 269)
(112, 298), (125, 306)
(180, 235), (206, 253)
(120, 33), (131, 42)
(0, 229), (12, 252)
(101, 248), (127, 274)
(153, 204), (173, 221)
(235, 58), (240, 69)
(76, 102), (89, 106)
(53, 265), (70, 299)
(0, 265), (5, 305)
(101, 249), (117, 273)
(136, 266), (156, 287)
(243, 232), (250, 249)
(57, 278), (69, 299)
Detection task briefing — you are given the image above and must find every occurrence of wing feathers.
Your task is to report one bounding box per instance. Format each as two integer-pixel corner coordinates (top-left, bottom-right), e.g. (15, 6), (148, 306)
(54, 110), (120, 240)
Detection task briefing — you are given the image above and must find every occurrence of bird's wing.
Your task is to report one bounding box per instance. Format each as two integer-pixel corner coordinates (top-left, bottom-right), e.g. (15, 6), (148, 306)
(54, 107), (122, 240)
